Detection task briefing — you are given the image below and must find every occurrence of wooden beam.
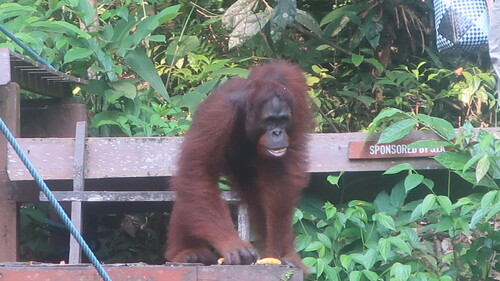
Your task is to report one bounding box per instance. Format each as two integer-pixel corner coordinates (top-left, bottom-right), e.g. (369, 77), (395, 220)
(8, 129), (500, 181)
(0, 82), (20, 262)
(0, 263), (303, 281)
(69, 122), (87, 264)
(39, 191), (241, 202)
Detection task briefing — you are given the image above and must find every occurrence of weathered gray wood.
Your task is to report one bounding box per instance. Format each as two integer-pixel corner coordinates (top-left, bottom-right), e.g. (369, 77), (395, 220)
(0, 82), (20, 262)
(8, 129), (500, 181)
(237, 205), (250, 241)
(39, 191), (241, 202)
(21, 99), (88, 138)
(11, 129), (498, 181)
(69, 122), (86, 264)
(39, 190), (250, 240)
(8, 137), (181, 180)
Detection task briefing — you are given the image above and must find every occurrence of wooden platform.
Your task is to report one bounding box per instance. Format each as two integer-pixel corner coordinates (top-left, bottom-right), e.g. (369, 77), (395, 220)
(0, 263), (302, 281)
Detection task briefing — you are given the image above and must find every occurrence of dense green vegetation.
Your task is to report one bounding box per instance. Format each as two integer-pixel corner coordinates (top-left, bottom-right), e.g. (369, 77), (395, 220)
(1, 0), (498, 280)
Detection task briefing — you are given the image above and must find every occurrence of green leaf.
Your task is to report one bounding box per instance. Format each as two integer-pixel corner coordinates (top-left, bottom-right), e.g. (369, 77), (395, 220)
(374, 191), (391, 213)
(362, 248), (378, 270)
(422, 178), (435, 190)
(371, 108), (405, 126)
(407, 140), (451, 149)
(302, 256), (316, 268)
(390, 263), (411, 279)
(91, 111), (122, 127)
(400, 227), (419, 246)
(133, 3), (180, 45)
(324, 202), (337, 220)
(340, 254), (352, 270)
(378, 119), (418, 144)
(410, 203), (423, 221)
(294, 234), (311, 252)
(435, 217), (453, 232)
(304, 241), (323, 252)
(104, 89), (124, 103)
(416, 115), (455, 140)
(365, 58), (384, 73)
(165, 36), (201, 65)
(378, 238), (390, 261)
(327, 172), (344, 186)
(147, 35), (166, 42)
(390, 181), (407, 209)
(31, 20), (91, 39)
(373, 212), (396, 231)
(296, 9), (322, 36)
(389, 236), (412, 255)
(434, 152), (469, 170)
(76, 0), (95, 27)
(316, 258), (325, 277)
(479, 132), (494, 150)
(358, 16), (382, 49)
(436, 195), (453, 216)
(422, 194), (436, 216)
(486, 203), (500, 221)
(324, 265), (341, 281)
(470, 208), (489, 228)
(177, 91), (206, 113)
(124, 47), (169, 101)
(383, 163), (414, 175)
(480, 190), (498, 208)
(362, 270), (379, 281)
(404, 174), (424, 192)
(452, 197), (471, 209)
(320, 2), (366, 26)
(111, 81), (137, 100)
(349, 271), (362, 281)
(63, 47), (93, 64)
(317, 233), (332, 249)
(462, 152), (485, 173)
(351, 54), (364, 67)
(475, 154), (490, 183)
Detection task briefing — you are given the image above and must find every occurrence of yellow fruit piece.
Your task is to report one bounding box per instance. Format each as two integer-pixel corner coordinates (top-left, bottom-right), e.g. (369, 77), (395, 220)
(255, 257), (282, 265)
(217, 258), (225, 265)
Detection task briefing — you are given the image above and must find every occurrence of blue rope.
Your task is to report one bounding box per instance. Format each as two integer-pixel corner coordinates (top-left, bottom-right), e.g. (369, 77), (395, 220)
(0, 24), (56, 71)
(0, 118), (112, 281)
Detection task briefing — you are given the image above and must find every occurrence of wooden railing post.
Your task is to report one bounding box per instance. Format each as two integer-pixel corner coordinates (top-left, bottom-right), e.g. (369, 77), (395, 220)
(0, 82), (21, 261)
(69, 121), (87, 263)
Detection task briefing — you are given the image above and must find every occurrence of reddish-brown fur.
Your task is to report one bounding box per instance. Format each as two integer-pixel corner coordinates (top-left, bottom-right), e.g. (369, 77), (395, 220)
(165, 61), (312, 273)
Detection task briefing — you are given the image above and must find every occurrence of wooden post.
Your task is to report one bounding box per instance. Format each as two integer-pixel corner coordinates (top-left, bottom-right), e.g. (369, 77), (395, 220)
(237, 205), (250, 241)
(69, 122), (87, 263)
(0, 82), (21, 261)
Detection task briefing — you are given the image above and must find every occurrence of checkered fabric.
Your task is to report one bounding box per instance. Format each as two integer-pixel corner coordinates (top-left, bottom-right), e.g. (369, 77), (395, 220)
(434, 0), (489, 53)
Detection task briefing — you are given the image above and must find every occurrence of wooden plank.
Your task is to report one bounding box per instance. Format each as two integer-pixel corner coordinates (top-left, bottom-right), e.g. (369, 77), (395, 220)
(39, 191), (241, 202)
(0, 263), (302, 281)
(21, 99), (88, 138)
(238, 205), (250, 241)
(39, 190), (251, 241)
(69, 122), (86, 264)
(0, 82), (20, 262)
(8, 129), (500, 181)
(7, 137), (182, 180)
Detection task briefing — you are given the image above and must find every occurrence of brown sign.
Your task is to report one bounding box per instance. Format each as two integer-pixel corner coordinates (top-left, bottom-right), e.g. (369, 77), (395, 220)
(349, 140), (445, 159)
